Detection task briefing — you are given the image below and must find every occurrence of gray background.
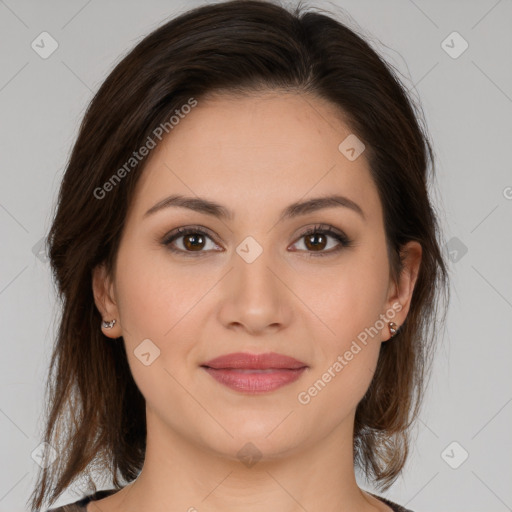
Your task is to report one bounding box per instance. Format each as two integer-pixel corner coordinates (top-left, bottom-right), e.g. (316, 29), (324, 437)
(1, 0), (511, 511)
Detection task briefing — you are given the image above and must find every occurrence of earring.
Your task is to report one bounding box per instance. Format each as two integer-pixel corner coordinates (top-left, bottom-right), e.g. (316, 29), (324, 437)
(388, 322), (398, 338)
(102, 319), (116, 329)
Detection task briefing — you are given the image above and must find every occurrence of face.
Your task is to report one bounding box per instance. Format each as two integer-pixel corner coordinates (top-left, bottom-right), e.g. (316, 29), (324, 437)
(93, 91), (420, 461)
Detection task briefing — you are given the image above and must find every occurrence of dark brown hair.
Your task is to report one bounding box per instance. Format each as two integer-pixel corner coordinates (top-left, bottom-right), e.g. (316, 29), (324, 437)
(30, 0), (449, 509)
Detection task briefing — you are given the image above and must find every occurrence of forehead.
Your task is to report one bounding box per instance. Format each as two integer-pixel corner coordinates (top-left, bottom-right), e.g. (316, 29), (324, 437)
(128, 92), (381, 224)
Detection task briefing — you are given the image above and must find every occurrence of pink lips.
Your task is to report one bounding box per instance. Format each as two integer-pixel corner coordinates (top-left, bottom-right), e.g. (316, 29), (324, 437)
(201, 352), (308, 393)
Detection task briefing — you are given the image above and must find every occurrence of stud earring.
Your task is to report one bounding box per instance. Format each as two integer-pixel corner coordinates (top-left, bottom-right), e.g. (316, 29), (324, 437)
(102, 319), (116, 329)
(388, 322), (398, 338)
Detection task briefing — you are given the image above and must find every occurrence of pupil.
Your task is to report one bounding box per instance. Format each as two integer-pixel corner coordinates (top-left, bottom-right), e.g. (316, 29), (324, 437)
(306, 233), (326, 251)
(185, 234), (204, 251)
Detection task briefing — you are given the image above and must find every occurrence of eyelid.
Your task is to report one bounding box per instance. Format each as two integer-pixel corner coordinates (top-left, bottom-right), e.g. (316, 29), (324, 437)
(161, 225), (222, 253)
(161, 223), (353, 256)
(288, 223), (352, 256)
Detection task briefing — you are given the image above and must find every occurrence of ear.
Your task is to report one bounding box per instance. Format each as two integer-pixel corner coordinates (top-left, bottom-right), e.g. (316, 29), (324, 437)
(382, 240), (422, 341)
(92, 262), (122, 339)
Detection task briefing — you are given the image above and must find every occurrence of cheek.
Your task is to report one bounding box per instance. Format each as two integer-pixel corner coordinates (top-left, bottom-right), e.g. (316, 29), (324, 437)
(293, 249), (388, 407)
(114, 240), (208, 342)
(112, 244), (205, 396)
(296, 343), (379, 432)
(298, 249), (389, 349)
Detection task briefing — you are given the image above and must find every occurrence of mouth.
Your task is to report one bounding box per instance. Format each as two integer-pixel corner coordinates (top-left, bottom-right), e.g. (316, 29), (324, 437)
(200, 352), (308, 393)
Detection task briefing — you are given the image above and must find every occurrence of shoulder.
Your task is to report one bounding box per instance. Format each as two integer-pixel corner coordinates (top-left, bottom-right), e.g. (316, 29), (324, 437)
(44, 489), (118, 512)
(369, 492), (416, 512)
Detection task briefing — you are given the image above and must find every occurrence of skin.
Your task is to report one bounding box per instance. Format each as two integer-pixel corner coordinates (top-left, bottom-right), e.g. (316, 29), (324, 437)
(92, 91), (421, 512)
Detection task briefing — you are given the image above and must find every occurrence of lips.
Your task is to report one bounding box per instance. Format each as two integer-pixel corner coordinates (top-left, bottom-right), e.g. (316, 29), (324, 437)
(201, 352), (307, 370)
(200, 352), (308, 393)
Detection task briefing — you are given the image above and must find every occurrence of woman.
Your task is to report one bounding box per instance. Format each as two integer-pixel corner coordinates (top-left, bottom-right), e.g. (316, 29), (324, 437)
(30, 1), (449, 511)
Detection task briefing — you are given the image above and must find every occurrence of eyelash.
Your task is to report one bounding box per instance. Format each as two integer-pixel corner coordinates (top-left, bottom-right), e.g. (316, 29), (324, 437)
(161, 223), (353, 258)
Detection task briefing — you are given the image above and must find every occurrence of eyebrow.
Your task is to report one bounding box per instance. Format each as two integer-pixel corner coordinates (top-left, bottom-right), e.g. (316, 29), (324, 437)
(144, 193), (365, 222)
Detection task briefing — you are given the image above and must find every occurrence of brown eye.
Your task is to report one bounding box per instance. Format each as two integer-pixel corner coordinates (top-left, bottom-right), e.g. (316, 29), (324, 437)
(162, 227), (220, 255)
(182, 232), (206, 251)
(304, 232), (328, 251)
(290, 224), (353, 257)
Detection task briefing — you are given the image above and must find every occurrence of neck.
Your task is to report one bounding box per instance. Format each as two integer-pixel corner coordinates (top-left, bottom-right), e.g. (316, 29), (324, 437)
(108, 406), (384, 512)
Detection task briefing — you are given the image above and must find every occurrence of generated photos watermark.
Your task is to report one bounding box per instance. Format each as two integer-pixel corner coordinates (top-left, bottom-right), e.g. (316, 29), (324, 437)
(297, 302), (403, 405)
(93, 97), (198, 200)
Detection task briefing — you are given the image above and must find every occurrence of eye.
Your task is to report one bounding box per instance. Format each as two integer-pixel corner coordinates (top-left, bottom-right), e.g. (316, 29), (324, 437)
(289, 224), (353, 257)
(161, 223), (353, 257)
(162, 226), (221, 256)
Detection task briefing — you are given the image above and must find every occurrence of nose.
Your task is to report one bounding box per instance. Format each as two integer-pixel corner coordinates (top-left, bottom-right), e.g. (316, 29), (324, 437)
(217, 242), (293, 336)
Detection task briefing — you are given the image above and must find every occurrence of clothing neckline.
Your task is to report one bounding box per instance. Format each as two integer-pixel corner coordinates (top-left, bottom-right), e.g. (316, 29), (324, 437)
(77, 488), (411, 512)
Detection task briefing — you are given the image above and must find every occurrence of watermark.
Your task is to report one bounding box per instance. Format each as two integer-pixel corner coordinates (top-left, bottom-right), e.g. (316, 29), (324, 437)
(31, 441), (58, 468)
(236, 236), (263, 264)
(31, 31), (59, 59)
(134, 338), (161, 366)
(441, 31), (468, 60)
(297, 302), (402, 405)
(93, 97), (198, 200)
(338, 133), (365, 161)
(237, 441), (263, 468)
(441, 441), (469, 469)
(446, 236), (468, 263)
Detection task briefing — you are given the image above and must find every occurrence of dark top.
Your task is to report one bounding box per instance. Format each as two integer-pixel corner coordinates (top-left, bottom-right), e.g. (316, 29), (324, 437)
(46, 488), (414, 512)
